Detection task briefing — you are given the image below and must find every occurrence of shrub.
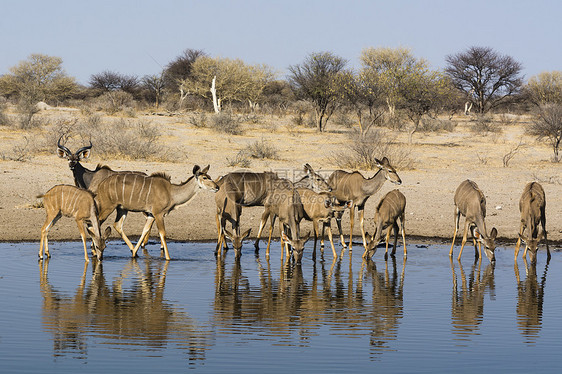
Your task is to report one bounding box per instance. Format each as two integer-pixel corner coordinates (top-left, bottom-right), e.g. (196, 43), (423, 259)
(330, 129), (414, 170)
(471, 114), (501, 133)
(244, 138), (279, 159)
(209, 111), (242, 134)
(226, 150), (252, 168)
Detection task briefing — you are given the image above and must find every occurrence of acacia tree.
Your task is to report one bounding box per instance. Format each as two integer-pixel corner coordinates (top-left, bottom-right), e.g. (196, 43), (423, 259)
(445, 46), (524, 113)
(0, 54), (76, 104)
(288, 52), (347, 132)
(397, 69), (453, 142)
(360, 47), (424, 116)
(338, 68), (385, 135)
(179, 56), (275, 112)
(525, 71), (562, 107)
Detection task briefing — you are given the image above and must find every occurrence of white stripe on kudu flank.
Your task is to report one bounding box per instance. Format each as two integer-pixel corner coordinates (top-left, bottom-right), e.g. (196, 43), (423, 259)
(61, 189), (64, 212)
(122, 174), (127, 203)
(146, 179), (153, 205)
(139, 176), (146, 204)
(130, 175), (137, 205)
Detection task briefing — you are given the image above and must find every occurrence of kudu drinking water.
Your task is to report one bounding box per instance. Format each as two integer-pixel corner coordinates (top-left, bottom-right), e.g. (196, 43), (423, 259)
(95, 165), (218, 260)
(216, 164), (330, 256)
(514, 182), (549, 264)
(297, 188), (351, 259)
(363, 189), (407, 260)
(328, 157), (402, 251)
(449, 180), (497, 263)
(38, 185), (111, 261)
(259, 184), (310, 262)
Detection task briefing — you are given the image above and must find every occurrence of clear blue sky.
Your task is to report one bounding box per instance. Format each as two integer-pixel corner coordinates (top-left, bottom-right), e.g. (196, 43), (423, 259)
(1, 0), (560, 85)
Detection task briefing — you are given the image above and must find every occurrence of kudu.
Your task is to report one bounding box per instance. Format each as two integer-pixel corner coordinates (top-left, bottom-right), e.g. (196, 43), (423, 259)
(95, 165), (218, 260)
(57, 137), (154, 248)
(328, 157), (402, 251)
(258, 185), (310, 262)
(514, 182), (549, 264)
(38, 185), (111, 261)
(449, 180), (497, 263)
(217, 164), (330, 254)
(297, 188), (351, 259)
(363, 189), (407, 260)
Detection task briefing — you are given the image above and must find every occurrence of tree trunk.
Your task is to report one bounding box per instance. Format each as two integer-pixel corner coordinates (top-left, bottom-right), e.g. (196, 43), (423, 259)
(211, 76), (221, 113)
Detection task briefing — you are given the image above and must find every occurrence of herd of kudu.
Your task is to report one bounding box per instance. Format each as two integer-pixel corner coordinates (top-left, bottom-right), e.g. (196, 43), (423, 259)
(37, 137), (550, 265)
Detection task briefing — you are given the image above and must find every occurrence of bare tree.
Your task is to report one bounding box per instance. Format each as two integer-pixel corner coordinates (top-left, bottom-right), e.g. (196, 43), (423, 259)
(288, 52), (347, 132)
(89, 71), (140, 97)
(529, 104), (562, 162)
(142, 73), (165, 109)
(163, 49), (207, 94)
(445, 46), (524, 113)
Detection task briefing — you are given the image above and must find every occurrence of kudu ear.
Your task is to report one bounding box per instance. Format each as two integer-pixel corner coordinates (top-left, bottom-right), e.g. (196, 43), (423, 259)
(324, 199), (332, 208)
(79, 148), (91, 160)
(103, 226), (112, 239)
(518, 232), (526, 242)
(57, 147), (68, 159)
(223, 228), (234, 240)
(193, 165), (201, 176)
(242, 228), (252, 239)
(201, 164), (210, 174)
(490, 227), (498, 240)
(302, 231), (311, 243)
(304, 163), (313, 175)
(282, 232), (291, 244)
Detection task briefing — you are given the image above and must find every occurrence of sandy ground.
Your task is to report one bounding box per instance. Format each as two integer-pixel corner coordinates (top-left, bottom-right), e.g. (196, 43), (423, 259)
(1, 109), (561, 253)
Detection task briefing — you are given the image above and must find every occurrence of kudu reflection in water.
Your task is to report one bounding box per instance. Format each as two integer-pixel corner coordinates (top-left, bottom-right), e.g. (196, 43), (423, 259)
(450, 259), (495, 340)
(514, 257), (550, 344)
(212, 255), (404, 357)
(39, 258), (210, 361)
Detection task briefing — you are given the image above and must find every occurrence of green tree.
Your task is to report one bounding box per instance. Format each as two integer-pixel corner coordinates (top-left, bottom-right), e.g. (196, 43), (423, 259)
(360, 47), (424, 116)
(525, 71), (562, 106)
(445, 46), (524, 113)
(288, 52), (347, 132)
(0, 54), (76, 104)
(338, 68), (385, 134)
(180, 56), (275, 112)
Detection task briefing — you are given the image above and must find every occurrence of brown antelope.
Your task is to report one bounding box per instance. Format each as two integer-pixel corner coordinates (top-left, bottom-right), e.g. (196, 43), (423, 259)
(328, 157), (402, 251)
(514, 182), (549, 264)
(217, 164), (330, 253)
(257, 185), (309, 262)
(297, 188), (351, 258)
(38, 185), (111, 261)
(95, 165), (218, 260)
(363, 189), (407, 260)
(449, 180), (497, 263)
(57, 137), (156, 247)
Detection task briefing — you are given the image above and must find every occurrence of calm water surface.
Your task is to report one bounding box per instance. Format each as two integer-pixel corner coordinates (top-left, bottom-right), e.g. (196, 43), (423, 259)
(0, 241), (561, 373)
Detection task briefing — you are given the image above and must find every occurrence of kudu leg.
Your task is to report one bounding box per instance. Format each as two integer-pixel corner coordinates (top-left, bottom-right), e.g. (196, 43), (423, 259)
(359, 207), (368, 249)
(349, 206), (355, 251)
(266, 214), (277, 258)
(326, 223), (337, 259)
(514, 224), (525, 260)
(255, 210), (270, 251)
(335, 215), (347, 249)
(154, 215), (171, 261)
(39, 214), (57, 260)
(384, 226), (392, 260)
(400, 216), (407, 258)
(113, 209), (135, 252)
(457, 221), (470, 261)
(449, 210), (460, 257)
(76, 219), (90, 262)
(131, 216), (155, 258)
